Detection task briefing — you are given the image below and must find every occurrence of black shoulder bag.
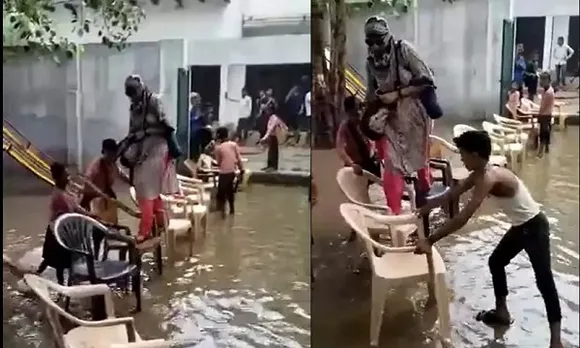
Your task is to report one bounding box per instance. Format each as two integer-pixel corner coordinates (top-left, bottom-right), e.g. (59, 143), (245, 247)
(394, 40), (443, 119)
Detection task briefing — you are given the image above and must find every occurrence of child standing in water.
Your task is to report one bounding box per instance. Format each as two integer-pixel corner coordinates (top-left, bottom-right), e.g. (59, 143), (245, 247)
(536, 72), (555, 158)
(37, 163), (98, 284)
(214, 127), (244, 217)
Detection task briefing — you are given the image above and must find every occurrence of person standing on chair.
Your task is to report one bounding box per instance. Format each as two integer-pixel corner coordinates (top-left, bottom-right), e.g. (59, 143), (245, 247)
(214, 127), (244, 217)
(362, 16), (434, 215)
(118, 75), (180, 244)
(259, 104), (287, 171)
(553, 37), (574, 88)
(414, 130), (563, 348)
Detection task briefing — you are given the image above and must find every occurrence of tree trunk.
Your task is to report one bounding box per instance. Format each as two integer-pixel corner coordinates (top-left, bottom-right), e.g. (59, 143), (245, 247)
(333, 0), (347, 133)
(312, 0), (334, 148)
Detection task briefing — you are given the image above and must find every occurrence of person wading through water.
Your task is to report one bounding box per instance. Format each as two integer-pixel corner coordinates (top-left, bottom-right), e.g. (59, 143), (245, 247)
(414, 131), (563, 348)
(117, 75), (181, 243)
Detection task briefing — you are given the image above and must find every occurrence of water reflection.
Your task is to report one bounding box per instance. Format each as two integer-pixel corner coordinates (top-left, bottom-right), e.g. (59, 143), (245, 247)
(312, 125), (579, 348)
(3, 183), (310, 348)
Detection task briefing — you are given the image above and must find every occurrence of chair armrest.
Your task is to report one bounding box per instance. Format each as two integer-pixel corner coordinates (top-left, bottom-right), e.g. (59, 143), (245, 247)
(161, 195), (189, 205)
(177, 174), (202, 184)
(24, 274), (117, 318)
(83, 316), (138, 342)
(110, 340), (172, 348)
(103, 228), (136, 246)
(103, 223), (132, 236)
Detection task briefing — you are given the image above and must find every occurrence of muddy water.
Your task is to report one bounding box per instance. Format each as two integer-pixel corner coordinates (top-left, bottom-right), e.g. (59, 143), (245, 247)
(3, 174), (310, 348)
(312, 125), (579, 348)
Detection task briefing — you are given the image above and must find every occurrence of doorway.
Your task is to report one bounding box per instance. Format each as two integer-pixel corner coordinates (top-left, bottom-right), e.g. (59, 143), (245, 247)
(245, 64), (311, 123)
(190, 65), (221, 123)
(515, 16), (546, 66)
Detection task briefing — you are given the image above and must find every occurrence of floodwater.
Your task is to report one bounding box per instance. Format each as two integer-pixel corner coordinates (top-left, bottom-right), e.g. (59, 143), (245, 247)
(312, 124), (580, 348)
(2, 165), (310, 348)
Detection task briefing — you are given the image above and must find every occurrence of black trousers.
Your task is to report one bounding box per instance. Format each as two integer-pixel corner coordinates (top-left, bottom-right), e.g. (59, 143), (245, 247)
(216, 173), (236, 213)
(488, 212), (562, 324)
(236, 117), (253, 141)
(267, 135), (279, 170)
(555, 64), (566, 86)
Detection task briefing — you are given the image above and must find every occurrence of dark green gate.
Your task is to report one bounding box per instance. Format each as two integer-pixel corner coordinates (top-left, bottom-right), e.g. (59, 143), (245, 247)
(499, 19), (515, 114)
(176, 67), (191, 159)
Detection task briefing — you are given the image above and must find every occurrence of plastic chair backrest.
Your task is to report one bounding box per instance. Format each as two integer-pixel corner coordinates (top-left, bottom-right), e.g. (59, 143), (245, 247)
(336, 167), (373, 205)
(53, 213), (104, 261)
(452, 124), (477, 138)
(340, 203), (379, 273)
(494, 113), (522, 126)
(429, 135), (458, 159)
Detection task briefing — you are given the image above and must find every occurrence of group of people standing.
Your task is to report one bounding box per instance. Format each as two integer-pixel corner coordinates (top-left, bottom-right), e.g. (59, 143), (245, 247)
(331, 15), (564, 348)
(228, 78), (311, 146)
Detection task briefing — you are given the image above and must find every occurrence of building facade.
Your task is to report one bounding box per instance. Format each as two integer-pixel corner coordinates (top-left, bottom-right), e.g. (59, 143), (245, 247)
(3, 0), (310, 167)
(345, 0), (578, 120)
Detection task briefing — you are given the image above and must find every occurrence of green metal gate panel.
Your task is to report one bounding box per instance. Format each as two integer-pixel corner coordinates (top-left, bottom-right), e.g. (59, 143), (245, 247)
(176, 67), (190, 159)
(499, 19), (515, 114)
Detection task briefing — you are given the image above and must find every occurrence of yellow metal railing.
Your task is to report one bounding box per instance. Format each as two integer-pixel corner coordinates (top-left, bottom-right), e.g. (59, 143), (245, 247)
(323, 47), (367, 101)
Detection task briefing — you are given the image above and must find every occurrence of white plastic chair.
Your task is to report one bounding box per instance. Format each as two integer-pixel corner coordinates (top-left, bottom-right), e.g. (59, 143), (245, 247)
(429, 135), (507, 169)
(129, 187), (192, 262)
(339, 203), (451, 347)
(482, 121), (524, 167)
(110, 341), (172, 348)
(336, 167), (389, 213)
(490, 115), (529, 159)
(452, 124), (477, 138)
(336, 167), (415, 214)
(24, 274), (171, 348)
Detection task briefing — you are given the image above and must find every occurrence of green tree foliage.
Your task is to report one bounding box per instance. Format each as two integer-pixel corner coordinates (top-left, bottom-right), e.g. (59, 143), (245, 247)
(2, 0), (186, 62)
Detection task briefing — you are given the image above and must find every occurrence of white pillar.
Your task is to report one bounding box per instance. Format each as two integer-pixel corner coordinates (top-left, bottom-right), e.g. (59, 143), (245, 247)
(543, 16), (554, 71)
(220, 64), (246, 127)
(550, 16), (571, 70)
(218, 64), (229, 125)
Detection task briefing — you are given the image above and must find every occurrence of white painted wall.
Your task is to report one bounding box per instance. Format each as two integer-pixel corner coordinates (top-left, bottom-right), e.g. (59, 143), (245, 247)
(513, 0), (579, 18)
(50, 0), (310, 124)
(242, 0), (310, 18)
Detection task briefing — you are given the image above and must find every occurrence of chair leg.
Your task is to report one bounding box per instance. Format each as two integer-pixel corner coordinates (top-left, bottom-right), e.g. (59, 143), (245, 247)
(370, 277), (388, 346)
(155, 244), (163, 275)
(132, 272), (142, 313)
(434, 273), (451, 345)
(64, 275), (73, 312)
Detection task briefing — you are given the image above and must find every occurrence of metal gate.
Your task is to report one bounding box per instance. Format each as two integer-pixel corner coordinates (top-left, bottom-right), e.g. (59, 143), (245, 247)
(499, 19), (515, 114)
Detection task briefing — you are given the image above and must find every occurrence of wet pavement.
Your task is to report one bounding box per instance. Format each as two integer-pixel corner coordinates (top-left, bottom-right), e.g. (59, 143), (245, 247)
(242, 146), (311, 174)
(312, 122), (580, 348)
(3, 174), (310, 347)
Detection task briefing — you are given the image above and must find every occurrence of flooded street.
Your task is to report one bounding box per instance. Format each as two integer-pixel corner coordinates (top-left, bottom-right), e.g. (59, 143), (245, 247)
(312, 124), (579, 348)
(3, 172), (310, 348)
